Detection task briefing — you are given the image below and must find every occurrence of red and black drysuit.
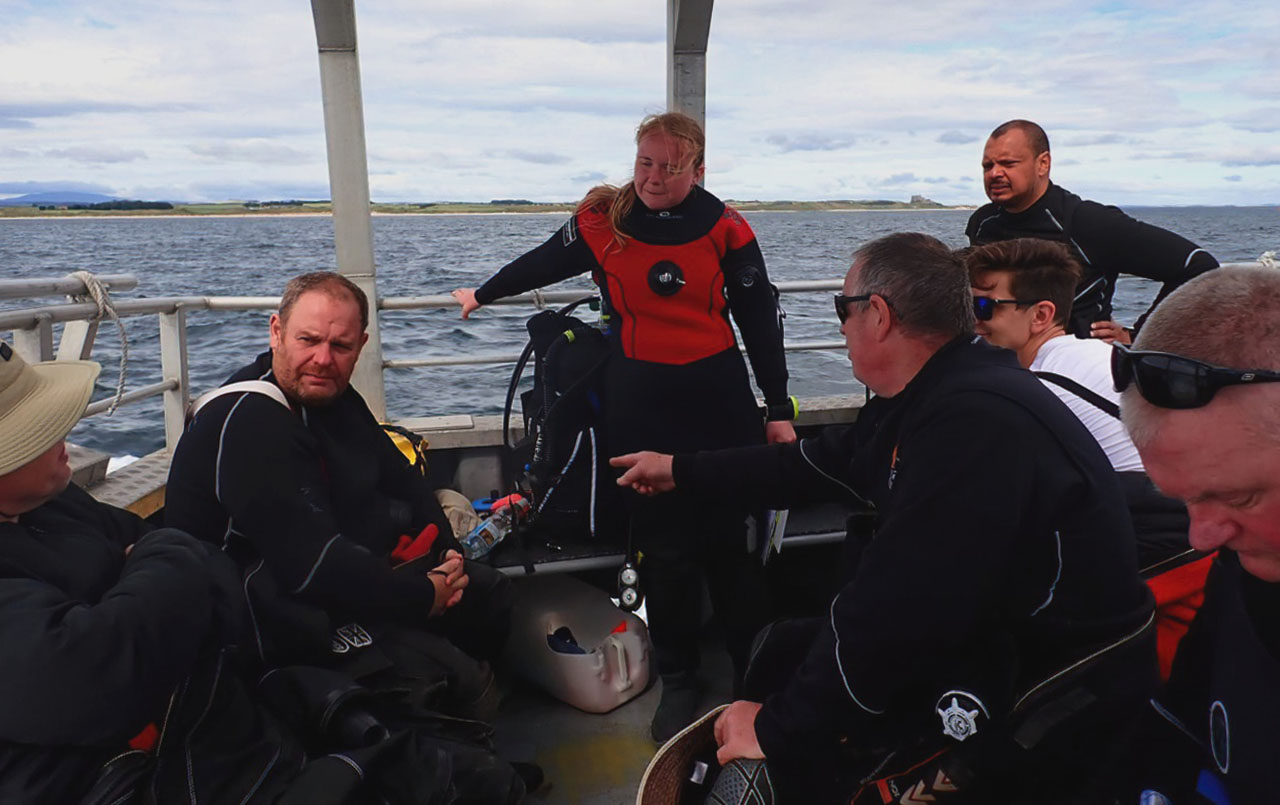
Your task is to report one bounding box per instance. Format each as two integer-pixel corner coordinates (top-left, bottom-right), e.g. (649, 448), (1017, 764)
(671, 338), (1157, 803)
(967, 182), (1219, 337)
(1119, 550), (1280, 804)
(475, 185), (791, 679)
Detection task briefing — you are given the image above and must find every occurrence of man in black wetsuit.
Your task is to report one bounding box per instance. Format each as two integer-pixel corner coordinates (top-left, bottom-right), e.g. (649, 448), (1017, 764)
(1114, 265), (1280, 804)
(965, 238), (1205, 681)
(614, 233), (1157, 803)
(166, 272), (517, 727)
(966, 119), (1218, 342)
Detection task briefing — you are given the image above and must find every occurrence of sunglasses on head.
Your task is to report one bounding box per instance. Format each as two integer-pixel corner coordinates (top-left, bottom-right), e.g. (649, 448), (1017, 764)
(1111, 343), (1280, 409)
(971, 296), (1045, 321)
(834, 293), (874, 324)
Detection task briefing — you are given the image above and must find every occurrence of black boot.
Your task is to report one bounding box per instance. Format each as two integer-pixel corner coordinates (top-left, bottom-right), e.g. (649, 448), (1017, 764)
(650, 672), (699, 743)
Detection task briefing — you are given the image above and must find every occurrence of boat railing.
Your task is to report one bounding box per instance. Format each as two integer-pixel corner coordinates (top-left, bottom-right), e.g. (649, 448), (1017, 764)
(0, 274), (848, 453)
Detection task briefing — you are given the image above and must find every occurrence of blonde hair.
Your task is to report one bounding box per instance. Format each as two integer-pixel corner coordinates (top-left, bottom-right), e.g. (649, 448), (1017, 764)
(577, 112), (706, 250)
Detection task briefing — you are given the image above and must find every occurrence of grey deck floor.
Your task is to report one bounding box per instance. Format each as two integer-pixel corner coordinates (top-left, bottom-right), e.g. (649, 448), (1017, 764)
(494, 634), (735, 804)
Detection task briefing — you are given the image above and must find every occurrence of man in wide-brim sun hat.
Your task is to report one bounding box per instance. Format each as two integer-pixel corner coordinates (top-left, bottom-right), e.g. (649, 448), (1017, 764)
(0, 340), (98, 506)
(0, 342), (215, 803)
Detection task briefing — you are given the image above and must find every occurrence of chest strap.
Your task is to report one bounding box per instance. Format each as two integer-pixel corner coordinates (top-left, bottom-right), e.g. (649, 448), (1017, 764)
(1034, 371), (1120, 419)
(186, 380), (293, 423)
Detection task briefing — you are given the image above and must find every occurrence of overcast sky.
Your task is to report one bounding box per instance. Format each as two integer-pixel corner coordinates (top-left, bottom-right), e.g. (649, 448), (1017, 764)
(3, 0), (1278, 206)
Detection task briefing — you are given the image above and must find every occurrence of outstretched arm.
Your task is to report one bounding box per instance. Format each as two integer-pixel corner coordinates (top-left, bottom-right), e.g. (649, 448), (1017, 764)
(614, 425), (867, 510)
(462, 216), (600, 310)
(611, 451), (675, 496)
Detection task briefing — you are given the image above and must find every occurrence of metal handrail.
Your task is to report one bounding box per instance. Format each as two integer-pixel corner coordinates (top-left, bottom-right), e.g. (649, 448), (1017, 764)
(378, 278), (845, 311)
(0, 276), (851, 452)
(6, 262), (1267, 451)
(0, 274), (138, 301)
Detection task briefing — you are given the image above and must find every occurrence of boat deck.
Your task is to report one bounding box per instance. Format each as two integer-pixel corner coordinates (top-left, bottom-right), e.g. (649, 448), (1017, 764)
(494, 633), (735, 804)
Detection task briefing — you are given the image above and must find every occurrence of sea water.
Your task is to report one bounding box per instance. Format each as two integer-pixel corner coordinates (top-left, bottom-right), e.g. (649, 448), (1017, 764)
(2, 206), (1277, 456)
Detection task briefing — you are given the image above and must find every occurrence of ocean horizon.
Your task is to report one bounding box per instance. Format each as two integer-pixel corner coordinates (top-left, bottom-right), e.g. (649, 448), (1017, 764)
(4, 205), (1277, 457)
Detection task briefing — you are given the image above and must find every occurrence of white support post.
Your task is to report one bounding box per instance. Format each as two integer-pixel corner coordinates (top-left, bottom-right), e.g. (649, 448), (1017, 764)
(57, 320), (100, 361)
(311, 0), (387, 420)
(159, 309), (190, 453)
(12, 318), (54, 363)
(667, 0), (714, 139)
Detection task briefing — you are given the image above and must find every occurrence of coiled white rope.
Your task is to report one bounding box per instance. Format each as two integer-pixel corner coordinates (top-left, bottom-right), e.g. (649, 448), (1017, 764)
(66, 271), (129, 415)
(1259, 250), (1276, 269)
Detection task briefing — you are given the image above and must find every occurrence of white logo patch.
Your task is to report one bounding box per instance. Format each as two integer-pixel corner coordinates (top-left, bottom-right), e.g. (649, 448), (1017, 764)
(936, 693), (985, 742)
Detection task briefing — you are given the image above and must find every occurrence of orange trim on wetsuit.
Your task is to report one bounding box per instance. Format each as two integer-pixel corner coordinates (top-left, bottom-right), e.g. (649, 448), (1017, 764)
(1147, 552), (1215, 681)
(579, 205), (757, 364)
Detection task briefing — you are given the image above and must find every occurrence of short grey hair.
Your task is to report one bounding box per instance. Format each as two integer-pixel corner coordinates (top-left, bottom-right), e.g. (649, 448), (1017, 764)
(850, 232), (975, 341)
(1121, 265), (1280, 446)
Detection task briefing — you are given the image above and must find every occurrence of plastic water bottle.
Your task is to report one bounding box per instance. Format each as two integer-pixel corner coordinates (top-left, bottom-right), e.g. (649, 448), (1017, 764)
(460, 494), (530, 560)
(461, 511), (509, 560)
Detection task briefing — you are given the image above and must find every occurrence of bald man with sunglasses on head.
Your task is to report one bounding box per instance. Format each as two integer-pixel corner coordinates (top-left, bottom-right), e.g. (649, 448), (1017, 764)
(1113, 265), (1280, 804)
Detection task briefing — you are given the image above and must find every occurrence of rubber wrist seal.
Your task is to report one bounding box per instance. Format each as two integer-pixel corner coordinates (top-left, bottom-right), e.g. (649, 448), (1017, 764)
(762, 396), (799, 422)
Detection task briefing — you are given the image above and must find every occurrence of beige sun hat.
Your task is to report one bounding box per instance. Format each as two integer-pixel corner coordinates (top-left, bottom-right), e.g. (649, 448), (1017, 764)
(0, 341), (100, 476)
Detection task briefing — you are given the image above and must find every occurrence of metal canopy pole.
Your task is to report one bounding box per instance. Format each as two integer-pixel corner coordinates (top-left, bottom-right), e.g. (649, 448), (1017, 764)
(667, 0), (713, 133)
(310, 0), (386, 419)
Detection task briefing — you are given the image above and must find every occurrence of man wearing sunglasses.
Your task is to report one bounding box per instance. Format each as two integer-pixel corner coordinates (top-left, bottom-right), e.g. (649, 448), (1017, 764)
(965, 238), (1206, 681)
(966, 120), (1218, 343)
(613, 232), (1155, 803)
(1114, 266), (1280, 804)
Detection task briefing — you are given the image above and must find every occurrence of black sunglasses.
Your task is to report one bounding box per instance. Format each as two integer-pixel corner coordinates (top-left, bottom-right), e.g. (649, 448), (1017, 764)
(834, 293), (874, 323)
(971, 296), (1045, 321)
(1111, 343), (1280, 409)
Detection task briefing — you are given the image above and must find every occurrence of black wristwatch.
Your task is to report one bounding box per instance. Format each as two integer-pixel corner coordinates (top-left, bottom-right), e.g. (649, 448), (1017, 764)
(762, 396), (799, 422)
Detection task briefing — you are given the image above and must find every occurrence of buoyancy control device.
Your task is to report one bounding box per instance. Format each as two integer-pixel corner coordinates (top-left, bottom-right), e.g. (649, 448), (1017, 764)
(503, 297), (621, 543)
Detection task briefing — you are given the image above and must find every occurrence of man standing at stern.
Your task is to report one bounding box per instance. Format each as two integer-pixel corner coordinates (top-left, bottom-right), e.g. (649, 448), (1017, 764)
(967, 119), (1218, 342)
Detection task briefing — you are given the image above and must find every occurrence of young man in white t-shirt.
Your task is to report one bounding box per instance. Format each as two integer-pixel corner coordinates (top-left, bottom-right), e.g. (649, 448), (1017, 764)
(966, 238), (1207, 679)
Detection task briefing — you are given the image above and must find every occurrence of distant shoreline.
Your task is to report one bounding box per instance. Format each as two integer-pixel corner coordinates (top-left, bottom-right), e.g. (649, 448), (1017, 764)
(0, 202), (977, 220)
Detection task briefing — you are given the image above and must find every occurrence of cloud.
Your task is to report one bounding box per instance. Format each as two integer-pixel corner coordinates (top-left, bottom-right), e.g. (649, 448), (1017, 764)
(44, 146), (147, 164)
(1059, 133), (1131, 147)
(501, 149), (573, 166)
(877, 173), (917, 186)
(2, 1), (1278, 205)
(1225, 107), (1280, 133)
(1224, 175), (1242, 182)
(0, 180), (118, 195)
(187, 180), (332, 203)
(189, 141), (316, 166)
(1220, 148), (1280, 167)
(0, 100), (179, 122)
(766, 133), (858, 153)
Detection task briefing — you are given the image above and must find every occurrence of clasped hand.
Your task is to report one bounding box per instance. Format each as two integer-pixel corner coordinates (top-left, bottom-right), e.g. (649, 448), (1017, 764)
(428, 549), (468, 616)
